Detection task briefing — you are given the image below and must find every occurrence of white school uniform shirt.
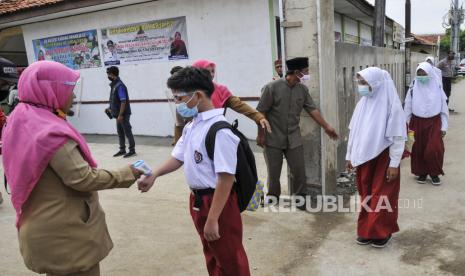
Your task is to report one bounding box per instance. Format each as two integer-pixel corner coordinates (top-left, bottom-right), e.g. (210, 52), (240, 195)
(172, 109), (240, 190)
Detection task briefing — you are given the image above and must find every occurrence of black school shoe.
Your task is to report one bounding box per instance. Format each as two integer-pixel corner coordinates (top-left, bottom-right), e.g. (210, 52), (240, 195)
(416, 175), (427, 184)
(371, 235), (392, 248)
(356, 237), (372, 245)
(113, 150), (126, 157)
(431, 176), (442, 186)
(123, 151), (137, 158)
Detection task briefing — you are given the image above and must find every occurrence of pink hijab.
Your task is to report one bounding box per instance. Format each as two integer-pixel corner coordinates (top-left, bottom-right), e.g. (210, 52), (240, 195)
(192, 59), (232, 108)
(2, 61), (97, 228)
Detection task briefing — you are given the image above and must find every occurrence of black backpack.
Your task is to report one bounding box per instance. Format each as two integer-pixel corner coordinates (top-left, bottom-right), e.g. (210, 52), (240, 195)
(205, 119), (258, 212)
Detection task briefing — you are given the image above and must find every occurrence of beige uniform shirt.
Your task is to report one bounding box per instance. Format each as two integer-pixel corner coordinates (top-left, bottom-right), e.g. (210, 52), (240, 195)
(257, 79), (317, 149)
(18, 140), (136, 275)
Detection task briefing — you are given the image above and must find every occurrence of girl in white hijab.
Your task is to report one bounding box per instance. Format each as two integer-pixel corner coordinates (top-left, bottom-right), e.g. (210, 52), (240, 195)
(346, 67), (406, 248)
(425, 56), (443, 81)
(404, 62), (448, 186)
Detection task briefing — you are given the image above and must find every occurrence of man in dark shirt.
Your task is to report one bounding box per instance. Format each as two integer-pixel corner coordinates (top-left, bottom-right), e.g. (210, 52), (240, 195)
(106, 66), (136, 158)
(257, 57), (338, 204)
(437, 50), (457, 111)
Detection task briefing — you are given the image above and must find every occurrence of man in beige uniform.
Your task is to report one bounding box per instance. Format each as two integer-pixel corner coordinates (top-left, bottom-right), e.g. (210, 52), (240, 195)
(257, 57), (338, 203)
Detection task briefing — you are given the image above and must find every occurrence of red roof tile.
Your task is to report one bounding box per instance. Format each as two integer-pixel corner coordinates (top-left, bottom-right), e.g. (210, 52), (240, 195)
(0, 0), (66, 15)
(415, 34), (446, 45)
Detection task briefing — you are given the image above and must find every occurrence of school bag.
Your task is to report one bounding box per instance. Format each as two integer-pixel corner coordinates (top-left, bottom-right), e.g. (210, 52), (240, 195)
(205, 119), (258, 212)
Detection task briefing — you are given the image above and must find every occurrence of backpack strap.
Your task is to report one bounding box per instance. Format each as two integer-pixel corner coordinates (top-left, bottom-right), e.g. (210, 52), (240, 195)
(408, 79), (415, 98)
(205, 120), (237, 160)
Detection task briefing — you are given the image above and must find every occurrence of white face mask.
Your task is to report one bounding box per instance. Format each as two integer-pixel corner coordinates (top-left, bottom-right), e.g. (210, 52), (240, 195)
(299, 74), (310, 82)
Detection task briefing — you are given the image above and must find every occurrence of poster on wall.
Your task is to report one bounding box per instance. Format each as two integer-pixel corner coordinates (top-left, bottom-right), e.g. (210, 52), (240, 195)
(32, 30), (102, 69)
(100, 16), (189, 66)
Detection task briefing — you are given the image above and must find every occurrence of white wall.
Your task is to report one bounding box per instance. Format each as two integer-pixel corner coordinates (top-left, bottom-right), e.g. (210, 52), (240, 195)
(21, 0), (273, 139)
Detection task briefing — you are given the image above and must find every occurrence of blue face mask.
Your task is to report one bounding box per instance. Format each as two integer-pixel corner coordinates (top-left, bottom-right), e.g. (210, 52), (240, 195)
(416, 75), (429, 84)
(176, 93), (198, 118)
(357, 85), (371, 97)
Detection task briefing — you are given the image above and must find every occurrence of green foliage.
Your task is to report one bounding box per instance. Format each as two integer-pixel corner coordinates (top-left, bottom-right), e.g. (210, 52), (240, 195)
(440, 28), (465, 52)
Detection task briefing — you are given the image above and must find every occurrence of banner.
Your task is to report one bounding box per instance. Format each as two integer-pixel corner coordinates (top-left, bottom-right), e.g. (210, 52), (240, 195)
(100, 16), (189, 66)
(32, 30), (102, 69)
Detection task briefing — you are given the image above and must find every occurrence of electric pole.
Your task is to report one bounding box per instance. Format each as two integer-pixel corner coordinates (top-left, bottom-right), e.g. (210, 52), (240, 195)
(450, 0), (464, 62)
(373, 0), (386, 47)
(405, 0), (412, 94)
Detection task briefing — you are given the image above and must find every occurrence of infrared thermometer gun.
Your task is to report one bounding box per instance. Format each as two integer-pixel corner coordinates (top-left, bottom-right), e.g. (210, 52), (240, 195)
(132, 160), (153, 176)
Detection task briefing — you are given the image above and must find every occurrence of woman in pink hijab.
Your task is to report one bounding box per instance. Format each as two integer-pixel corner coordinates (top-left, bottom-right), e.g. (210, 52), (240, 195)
(187, 59), (271, 143)
(2, 61), (142, 276)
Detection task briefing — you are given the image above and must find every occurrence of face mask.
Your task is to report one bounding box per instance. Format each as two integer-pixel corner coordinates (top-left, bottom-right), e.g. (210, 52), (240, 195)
(357, 85), (371, 97)
(298, 74), (310, 82)
(176, 93), (199, 118)
(108, 77), (114, 82)
(416, 76), (429, 84)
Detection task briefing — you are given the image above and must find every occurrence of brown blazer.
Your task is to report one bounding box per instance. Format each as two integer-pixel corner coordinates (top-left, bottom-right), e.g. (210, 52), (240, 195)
(18, 140), (136, 275)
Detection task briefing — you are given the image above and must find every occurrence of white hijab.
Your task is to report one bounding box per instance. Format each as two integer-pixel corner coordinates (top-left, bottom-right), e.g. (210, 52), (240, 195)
(425, 56), (442, 80)
(411, 62), (446, 118)
(425, 56), (435, 65)
(347, 67), (407, 167)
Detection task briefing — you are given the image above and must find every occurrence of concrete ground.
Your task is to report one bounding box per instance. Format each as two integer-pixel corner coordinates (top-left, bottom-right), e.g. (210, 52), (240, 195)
(1, 80), (465, 276)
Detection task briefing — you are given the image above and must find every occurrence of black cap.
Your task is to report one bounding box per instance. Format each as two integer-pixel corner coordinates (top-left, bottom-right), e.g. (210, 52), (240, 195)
(0, 57), (18, 83)
(286, 57), (309, 71)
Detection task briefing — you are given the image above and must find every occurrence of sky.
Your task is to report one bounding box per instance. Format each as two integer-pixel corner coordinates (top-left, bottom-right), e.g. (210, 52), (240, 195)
(365, 0), (458, 34)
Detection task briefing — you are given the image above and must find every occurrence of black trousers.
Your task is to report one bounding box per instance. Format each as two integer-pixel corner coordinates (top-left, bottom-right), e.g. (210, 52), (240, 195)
(442, 77), (452, 105)
(116, 115), (135, 152)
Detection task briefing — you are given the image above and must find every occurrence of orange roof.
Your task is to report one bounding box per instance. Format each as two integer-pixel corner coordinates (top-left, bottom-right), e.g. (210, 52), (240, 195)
(411, 34), (437, 46)
(0, 0), (66, 15)
(415, 34), (446, 45)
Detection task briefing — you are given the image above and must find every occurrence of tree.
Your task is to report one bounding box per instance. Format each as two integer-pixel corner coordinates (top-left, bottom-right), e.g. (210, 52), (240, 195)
(440, 28), (451, 52)
(440, 28), (465, 53)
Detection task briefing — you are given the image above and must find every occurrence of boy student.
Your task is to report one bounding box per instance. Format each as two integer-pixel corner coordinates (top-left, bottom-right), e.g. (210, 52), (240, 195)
(137, 67), (250, 276)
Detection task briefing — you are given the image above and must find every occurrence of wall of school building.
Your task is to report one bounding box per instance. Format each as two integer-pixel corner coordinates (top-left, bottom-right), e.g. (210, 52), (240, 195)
(21, 0), (278, 139)
(334, 12), (396, 48)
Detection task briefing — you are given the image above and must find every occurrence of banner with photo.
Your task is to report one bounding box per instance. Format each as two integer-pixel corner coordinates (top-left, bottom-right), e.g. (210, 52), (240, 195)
(100, 16), (189, 66)
(32, 30), (102, 69)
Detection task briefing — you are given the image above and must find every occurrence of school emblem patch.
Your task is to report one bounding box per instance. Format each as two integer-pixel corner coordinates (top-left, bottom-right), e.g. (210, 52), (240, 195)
(194, 150), (203, 164)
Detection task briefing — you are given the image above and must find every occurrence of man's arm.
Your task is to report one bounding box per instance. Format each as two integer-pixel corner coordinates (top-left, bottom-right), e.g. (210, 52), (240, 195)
(118, 101), (126, 118)
(256, 84), (273, 114)
(308, 109), (339, 139)
(437, 59), (446, 71)
(117, 85), (128, 122)
(224, 96), (271, 134)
